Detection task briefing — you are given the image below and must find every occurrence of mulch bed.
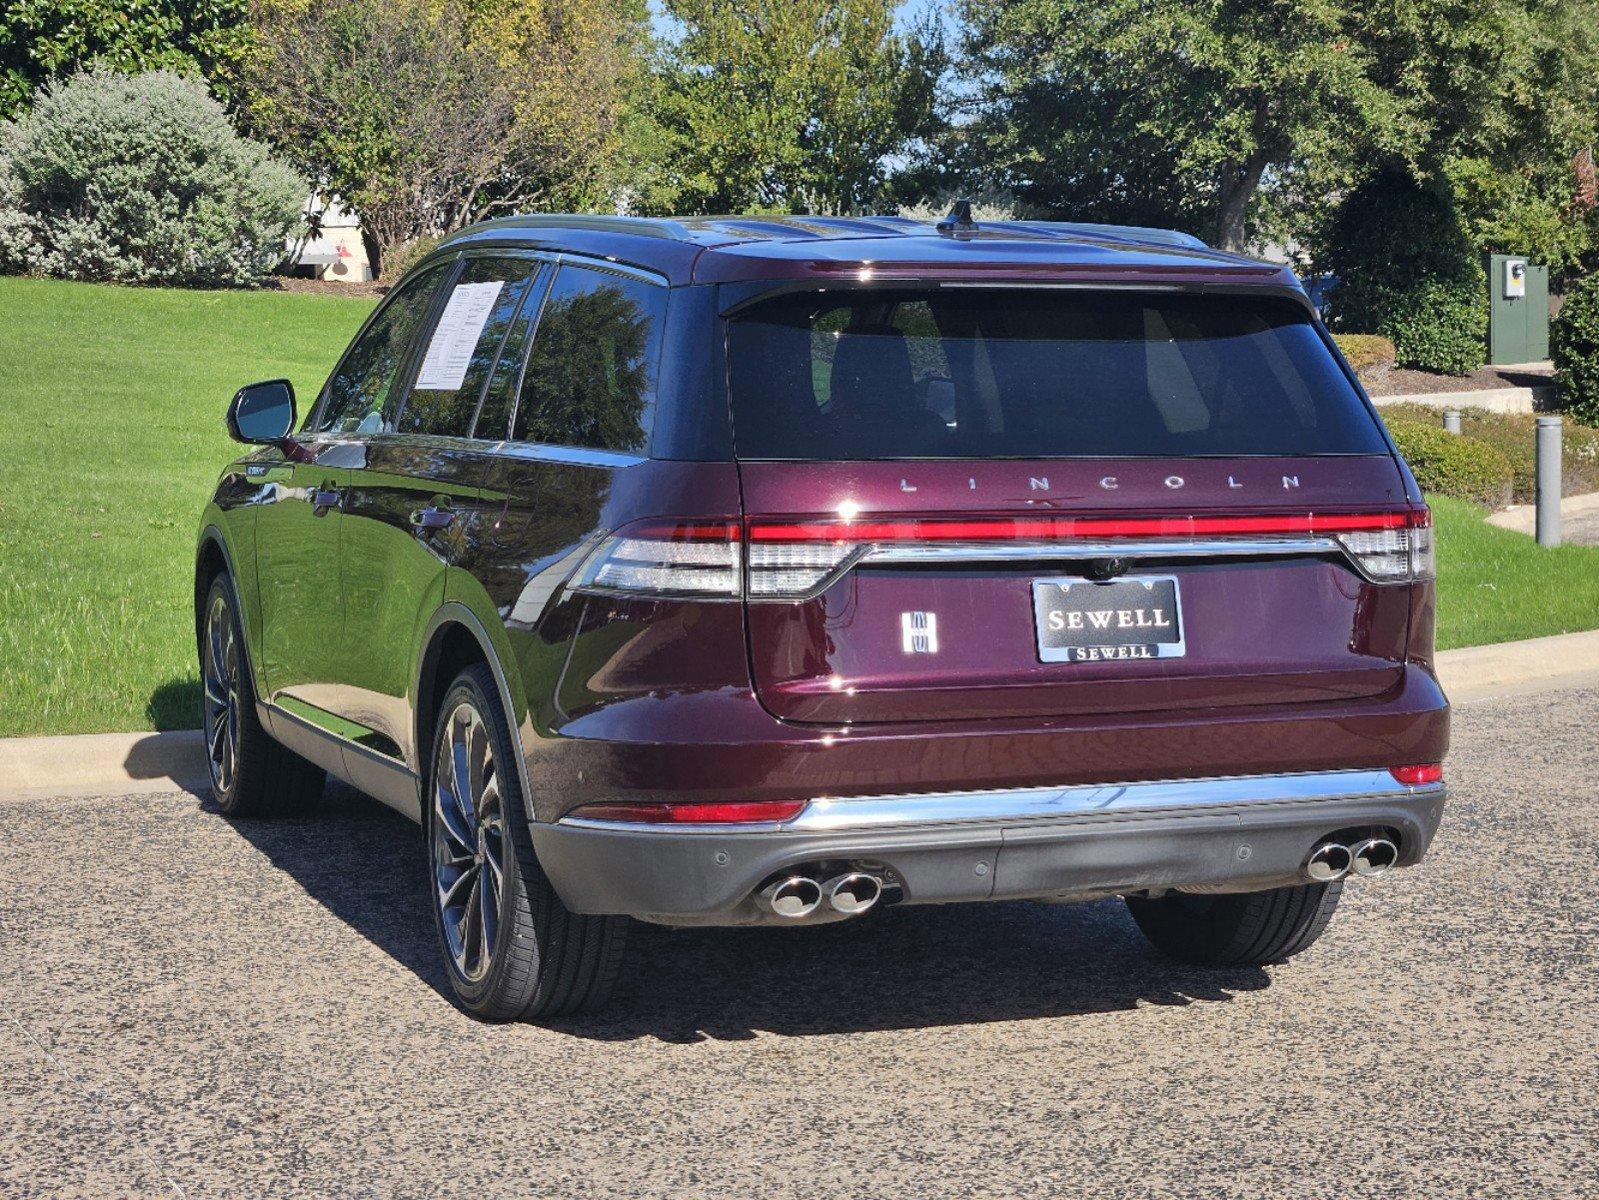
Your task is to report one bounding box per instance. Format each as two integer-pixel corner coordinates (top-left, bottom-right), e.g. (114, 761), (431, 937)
(265, 276), (390, 299)
(1362, 362), (1554, 398)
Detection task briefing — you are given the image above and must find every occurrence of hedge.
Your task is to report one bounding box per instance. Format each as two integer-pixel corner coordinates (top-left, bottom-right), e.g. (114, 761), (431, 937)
(1553, 272), (1599, 427)
(1333, 333), (1395, 375)
(1386, 419), (1513, 508)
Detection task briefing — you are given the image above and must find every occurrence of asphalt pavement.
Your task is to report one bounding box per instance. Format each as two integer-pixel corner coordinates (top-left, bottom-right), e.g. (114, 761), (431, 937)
(2, 685), (1596, 1199)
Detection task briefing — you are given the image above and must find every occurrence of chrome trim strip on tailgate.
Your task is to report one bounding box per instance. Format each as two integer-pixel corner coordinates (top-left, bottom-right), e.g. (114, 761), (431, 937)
(861, 534), (1341, 566)
(557, 769), (1446, 834)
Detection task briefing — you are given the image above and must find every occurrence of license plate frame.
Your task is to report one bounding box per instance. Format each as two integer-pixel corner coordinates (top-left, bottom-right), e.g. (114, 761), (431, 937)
(1031, 575), (1186, 664)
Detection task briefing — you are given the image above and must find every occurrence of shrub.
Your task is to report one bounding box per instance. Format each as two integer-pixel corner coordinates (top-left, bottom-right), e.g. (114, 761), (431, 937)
(1386, 419), (1513, 508)
(1381, 402), (1599, 503)
(0, 69), (305, 287)
(380, 234), (441, 282)
(1553, 272), (1599, 426)
(1333, 333), (1395, 376)
(1322, 165), (1487, 375)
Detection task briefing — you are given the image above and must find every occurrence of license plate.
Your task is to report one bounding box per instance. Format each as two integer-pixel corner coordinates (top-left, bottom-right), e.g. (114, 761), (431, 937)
(1031, 576), (1186, 663)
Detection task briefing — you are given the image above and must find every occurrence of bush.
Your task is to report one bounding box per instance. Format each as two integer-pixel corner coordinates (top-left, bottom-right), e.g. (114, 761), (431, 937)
(1333, 333), (1395, 376)
(380, 234), (441, 282)
(1553, 272), (1599, 426)
(1386, 419), (1513, 508)
(1322, 165), (1487, 375)
(0, 69), (305, 287)
(1382, 402), (1599, 503)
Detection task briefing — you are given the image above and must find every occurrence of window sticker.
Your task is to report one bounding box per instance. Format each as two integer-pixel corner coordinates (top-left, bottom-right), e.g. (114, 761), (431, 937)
(414, 281), (506, 391)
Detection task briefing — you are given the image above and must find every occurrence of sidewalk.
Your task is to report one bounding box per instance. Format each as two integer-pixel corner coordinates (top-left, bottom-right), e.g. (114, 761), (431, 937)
(1486, 490), (1599, 547)
(4, 628), (1598, 799)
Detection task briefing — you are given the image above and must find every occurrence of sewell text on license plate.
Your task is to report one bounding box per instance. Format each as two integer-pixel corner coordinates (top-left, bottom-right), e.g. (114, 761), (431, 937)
(1031, 576), (1186, 663)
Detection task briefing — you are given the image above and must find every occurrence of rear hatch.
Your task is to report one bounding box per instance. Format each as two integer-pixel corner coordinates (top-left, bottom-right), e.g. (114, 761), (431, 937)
(727, 285), (1426, 725)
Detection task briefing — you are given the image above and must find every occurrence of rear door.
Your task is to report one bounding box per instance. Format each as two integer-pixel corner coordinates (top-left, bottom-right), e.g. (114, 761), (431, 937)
(726, 286), (1422, 725)
(333, 252), (546, 763)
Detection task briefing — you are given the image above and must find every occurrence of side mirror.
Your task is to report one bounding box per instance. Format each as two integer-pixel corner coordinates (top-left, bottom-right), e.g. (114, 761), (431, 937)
(228, 379), (296, 444)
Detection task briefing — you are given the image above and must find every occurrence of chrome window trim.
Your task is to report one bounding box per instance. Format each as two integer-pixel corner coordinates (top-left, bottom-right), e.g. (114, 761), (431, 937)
(483, 440), (647, 469)
(556, 769), (1446, 834)
(549, 252), (671, 288)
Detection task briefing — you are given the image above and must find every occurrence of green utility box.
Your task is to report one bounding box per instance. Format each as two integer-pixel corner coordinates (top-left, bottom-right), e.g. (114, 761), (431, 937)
(1486, 253), (1549, 364)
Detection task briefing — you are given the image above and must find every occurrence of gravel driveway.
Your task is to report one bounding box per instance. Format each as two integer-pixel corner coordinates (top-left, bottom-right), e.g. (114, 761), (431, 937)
(2, 686), (1596, 1199)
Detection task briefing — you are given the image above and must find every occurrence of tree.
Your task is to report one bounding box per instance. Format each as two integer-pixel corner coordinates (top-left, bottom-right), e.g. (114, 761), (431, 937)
(244, 0), (649, 270)
(0, 68), (304, 286)
(948, 0), (1599, 256)
(949, 0), (1405, 250)
(0, 1), (251, 117)
(640, 0), (943, 215)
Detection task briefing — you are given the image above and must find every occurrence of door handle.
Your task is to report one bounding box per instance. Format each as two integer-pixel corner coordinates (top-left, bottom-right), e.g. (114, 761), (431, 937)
(311, 488), (341, 515)
(410, 506), (457, 531)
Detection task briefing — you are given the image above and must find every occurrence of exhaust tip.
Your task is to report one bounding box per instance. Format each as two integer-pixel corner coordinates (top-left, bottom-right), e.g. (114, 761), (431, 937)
(1351, 837), (1399, 877)
(1306, 842), (1352, 883)
(761, 875), (822, 919)
(825, 872), (883, 916)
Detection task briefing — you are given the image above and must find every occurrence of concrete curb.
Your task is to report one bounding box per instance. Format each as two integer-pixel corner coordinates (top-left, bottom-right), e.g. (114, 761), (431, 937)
(1434, 628), (1599, 703)
(3, 630), (1598, 798)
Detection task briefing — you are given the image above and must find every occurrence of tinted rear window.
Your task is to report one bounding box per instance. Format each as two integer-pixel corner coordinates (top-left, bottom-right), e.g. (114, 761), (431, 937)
(726, 289), (1386, 459)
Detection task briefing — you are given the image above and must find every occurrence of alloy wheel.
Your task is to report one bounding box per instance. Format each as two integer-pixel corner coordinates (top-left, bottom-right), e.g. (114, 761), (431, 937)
(431, 700), (505, 983)
(202, 592), (240, 795)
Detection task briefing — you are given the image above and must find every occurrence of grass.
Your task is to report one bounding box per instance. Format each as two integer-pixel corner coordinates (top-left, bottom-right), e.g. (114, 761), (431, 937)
(0, 277), (1595, 735)
(0, 276), (374, 736)
(1431, 495), (1599, 650)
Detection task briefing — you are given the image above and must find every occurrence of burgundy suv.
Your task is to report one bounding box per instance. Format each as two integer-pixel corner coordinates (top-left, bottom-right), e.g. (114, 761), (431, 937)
(198, 208), (1448, 1020)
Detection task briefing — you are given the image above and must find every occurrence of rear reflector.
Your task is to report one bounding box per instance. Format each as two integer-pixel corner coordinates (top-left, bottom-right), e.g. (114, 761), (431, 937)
(567, 799), (807, 824)
(1389, 763), (1444, 786)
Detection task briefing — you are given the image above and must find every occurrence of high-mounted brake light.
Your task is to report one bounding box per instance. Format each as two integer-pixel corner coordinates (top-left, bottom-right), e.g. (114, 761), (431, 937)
(1389, 763), (1443, 786)
(567, 799), (807, 824)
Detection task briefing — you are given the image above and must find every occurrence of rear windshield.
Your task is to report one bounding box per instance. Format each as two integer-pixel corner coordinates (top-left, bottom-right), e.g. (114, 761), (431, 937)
(725, 288), (1387, 459)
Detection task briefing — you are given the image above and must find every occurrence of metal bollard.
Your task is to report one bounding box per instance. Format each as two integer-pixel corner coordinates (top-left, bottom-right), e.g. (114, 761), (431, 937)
(1443, 409), (1462, 435)
(1536, 415), (1562, 548)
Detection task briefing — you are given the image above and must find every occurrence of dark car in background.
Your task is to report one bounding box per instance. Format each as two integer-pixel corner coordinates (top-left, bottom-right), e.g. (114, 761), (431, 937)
(196, 208), (1449, 1020)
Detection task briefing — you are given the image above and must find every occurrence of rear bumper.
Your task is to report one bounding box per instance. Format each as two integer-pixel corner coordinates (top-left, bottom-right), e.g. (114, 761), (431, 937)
(531, 769), (1448, 924)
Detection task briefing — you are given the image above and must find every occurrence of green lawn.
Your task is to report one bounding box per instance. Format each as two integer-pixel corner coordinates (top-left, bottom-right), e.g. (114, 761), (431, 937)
(0, 277), (374, 736)
(1431, 495), (1599, 650)
(0, 277), (1595, 736)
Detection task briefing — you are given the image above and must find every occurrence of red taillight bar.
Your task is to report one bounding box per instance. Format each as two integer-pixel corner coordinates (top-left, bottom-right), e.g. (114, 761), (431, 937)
(567, 799), (806, 824)
(748, 510), (1423, 543)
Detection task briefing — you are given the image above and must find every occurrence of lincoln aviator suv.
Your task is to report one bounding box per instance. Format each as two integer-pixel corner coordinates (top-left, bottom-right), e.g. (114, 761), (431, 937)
(196, 209), (1449, 1020)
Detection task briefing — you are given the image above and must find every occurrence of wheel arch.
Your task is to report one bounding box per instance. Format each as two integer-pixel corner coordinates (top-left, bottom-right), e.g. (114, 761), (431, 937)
(413, 603), (535, 815)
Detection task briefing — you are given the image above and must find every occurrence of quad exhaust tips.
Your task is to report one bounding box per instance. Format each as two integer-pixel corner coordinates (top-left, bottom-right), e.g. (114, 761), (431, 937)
(1305, 837), (1400, 883)
(758, 870), (884, 920)
(1350, 837), (1399, 877)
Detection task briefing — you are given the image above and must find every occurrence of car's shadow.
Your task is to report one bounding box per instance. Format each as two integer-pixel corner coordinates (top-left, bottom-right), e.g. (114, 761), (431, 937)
(217, 784), (1272, 1042)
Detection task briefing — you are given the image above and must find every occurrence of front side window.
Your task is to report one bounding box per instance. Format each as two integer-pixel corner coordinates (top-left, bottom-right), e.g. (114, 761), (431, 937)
(510, 265), (667, 453)
(313, 260), (450, 434)
(726, 289), (1388, 459)
(397, 256), (541, 438)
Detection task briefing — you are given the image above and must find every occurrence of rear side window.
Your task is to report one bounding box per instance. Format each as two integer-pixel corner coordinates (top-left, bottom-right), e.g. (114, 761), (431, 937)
(726, 289), (1387, 459)
(314, 260), (450, 434)
(510, 265), (667, 453)
(397, 256), (542, 438)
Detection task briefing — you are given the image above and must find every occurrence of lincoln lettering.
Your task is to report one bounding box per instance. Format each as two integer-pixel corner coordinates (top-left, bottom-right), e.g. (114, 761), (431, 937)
(1047, 607), (1172, 631)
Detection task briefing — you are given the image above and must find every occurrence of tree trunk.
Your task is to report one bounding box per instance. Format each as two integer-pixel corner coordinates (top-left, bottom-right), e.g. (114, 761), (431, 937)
(1212, 150), (1271, 253)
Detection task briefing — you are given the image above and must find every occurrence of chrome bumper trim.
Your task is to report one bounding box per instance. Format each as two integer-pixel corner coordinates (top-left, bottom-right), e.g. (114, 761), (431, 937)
(557, 769), (1446, 835)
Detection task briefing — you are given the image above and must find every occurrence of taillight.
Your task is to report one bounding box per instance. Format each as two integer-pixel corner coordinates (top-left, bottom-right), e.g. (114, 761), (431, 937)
(573, 520), (741, 598)
(1390, 763), (1443, 786)
(566, 799), (807, 824)
(1333, 508), (1434, 582)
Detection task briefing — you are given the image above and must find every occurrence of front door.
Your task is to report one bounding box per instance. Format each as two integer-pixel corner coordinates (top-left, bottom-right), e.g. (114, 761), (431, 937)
(254, 257), (454, 725)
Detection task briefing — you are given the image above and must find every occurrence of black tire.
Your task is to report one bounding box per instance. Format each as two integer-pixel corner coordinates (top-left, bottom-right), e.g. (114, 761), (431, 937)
(1125, 881), (1343, 966)
(426, 664), (627, 1021)
(199, 573), (326, 817)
